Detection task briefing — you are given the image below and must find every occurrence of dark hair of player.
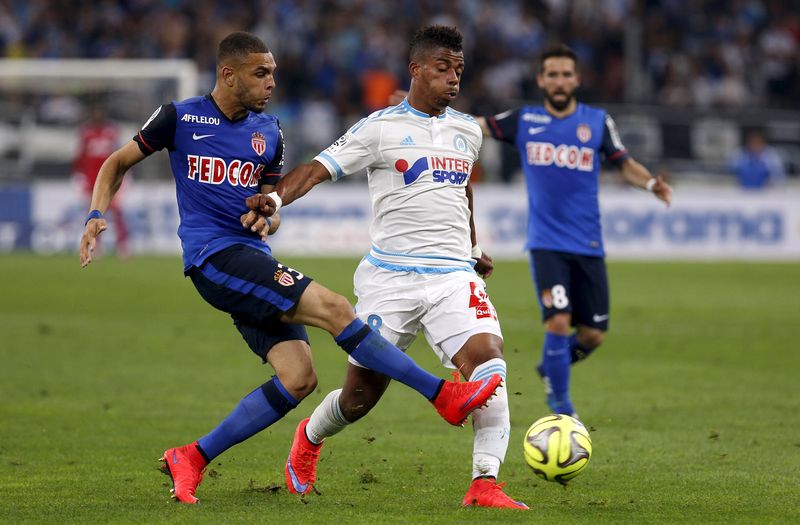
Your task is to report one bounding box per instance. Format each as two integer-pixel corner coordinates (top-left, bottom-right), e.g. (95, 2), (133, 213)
(217, 31), (270, 64)
(539, 43), (579, 72)
(409, 25), (463, 61)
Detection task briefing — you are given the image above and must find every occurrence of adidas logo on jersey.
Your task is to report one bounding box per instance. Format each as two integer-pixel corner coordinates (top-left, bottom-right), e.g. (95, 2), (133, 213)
(400, 135), (415, 146)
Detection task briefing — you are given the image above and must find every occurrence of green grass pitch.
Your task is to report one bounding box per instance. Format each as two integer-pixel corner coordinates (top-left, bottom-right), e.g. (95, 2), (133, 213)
(1, 254), (798, 524)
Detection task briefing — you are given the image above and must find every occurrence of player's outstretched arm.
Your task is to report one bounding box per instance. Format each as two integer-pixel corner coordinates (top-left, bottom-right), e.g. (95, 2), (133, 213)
(79, 141), (146, 268)
(245, 160), (332, 216)
(619, 158), (673, 207)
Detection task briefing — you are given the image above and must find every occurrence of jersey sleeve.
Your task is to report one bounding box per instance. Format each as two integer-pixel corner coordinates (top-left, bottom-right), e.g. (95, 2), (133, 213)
(133, 103), (177, 155)
(260, 123), (285, 187)
(313, 118), (380, 181)
(600, 113), (629, 166)
(484, 109), (520, 145)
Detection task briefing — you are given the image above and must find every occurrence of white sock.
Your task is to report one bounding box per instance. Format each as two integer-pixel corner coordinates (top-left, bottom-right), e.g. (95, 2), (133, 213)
(469, 358), (509, 480)
(305, 389), (350, 445)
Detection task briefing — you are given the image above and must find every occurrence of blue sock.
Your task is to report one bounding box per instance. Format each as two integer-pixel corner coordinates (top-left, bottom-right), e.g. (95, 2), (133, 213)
(542, 332), (572, 413)
(569, 333), (595, 364)
(336, 318), (442, 400)
(197, 376), (299, 462)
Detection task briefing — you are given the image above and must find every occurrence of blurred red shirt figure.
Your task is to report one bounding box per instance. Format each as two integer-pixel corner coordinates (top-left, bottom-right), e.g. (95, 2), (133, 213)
(73, 104), (130, 258)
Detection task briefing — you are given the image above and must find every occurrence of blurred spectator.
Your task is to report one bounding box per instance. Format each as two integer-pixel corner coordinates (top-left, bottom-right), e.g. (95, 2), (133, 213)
(729, 129), (787, 189)
(72, 102), (130, 257)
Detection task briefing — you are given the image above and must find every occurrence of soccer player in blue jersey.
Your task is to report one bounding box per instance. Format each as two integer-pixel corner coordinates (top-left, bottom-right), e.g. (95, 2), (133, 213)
(477, 44), (673, 417)
(77, 31), (500, 504)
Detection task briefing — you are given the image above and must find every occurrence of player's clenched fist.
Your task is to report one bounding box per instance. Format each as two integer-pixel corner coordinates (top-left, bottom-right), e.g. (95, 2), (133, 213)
(245, 193), (278, 216)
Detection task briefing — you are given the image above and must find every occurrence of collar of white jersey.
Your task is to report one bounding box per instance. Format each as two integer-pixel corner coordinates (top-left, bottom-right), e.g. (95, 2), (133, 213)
(402, 99), (448, 120)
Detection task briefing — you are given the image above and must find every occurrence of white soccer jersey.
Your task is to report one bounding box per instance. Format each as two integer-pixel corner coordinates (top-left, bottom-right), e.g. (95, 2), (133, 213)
(314, 99), (483, 271)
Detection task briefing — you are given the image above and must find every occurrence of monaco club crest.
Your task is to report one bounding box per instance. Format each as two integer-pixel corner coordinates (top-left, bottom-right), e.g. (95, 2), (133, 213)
(274, 268), (295, 286)
(576, 124), (592, 143)
(251, 131), (266, 156)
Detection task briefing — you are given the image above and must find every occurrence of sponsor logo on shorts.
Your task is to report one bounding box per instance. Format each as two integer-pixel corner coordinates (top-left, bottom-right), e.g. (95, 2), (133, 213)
(468, 282), (497, 320)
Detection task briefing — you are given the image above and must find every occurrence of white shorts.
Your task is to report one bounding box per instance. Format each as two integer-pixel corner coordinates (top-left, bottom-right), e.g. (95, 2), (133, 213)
(349, 259), (503, 369)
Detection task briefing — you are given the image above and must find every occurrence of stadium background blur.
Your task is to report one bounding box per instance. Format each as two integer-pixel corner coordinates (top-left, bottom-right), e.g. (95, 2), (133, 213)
(0, 0), (799, 258)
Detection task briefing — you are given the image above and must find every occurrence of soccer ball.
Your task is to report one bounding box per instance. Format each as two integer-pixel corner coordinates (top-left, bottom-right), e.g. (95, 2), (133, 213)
(523, 414), (592, 484)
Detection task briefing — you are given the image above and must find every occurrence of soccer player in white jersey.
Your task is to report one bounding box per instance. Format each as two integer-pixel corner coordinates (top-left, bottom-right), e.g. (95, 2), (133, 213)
(243, 25), (527, 509)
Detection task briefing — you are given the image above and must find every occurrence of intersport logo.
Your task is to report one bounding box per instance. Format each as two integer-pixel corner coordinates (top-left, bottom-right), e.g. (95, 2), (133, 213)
(394, 156), (472, 185)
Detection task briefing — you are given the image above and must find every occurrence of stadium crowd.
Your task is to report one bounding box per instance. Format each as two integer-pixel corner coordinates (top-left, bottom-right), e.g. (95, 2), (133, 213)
(1, 0), (797, 178)
(2, 0), (797, 111)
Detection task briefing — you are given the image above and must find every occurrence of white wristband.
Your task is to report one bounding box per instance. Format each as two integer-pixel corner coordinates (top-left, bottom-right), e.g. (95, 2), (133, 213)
(267, 191), (282, 211)
(471, 245), (482, 259)
(645, 178), (657, 192)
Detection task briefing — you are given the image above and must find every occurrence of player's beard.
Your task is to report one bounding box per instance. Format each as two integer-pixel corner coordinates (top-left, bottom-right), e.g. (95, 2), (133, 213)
(544, 90), (574, 111)
(235, 83), (267, 114)
(435, 95), (453, 110)
(245, 97), (266, 114)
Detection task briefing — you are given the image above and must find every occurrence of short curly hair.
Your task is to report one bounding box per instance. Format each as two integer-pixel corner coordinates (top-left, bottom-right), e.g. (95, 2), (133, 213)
(217, 31), (269, 64)
(409, 25), (463, 62)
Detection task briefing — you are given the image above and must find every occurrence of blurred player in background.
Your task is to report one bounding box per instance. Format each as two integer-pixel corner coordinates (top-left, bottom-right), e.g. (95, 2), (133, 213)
(729, 128), (787, 189)
(245, 25), (527, 510)
(78, 31), (500, 505)
(72, 102), (129, 258)
(478, 44), (672, 417)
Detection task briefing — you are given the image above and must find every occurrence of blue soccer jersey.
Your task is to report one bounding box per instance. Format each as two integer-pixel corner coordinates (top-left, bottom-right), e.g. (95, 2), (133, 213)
(487, 103), (628, 257)
(133, 95), (284, 271)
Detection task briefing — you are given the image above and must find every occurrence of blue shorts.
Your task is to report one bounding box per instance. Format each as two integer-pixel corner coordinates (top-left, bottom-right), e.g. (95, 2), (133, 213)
(528, 249), (609, 331)
(187, 244), (312, 362)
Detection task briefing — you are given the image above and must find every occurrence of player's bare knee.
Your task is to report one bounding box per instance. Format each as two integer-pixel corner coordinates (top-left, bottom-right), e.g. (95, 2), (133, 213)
(545, 314), (571, 335)
(575, 326), (604, 349)
(317, 290), (356, 333)
(583, 330), (604, 350)
(280, 368), (318, 400)
(328, 293), (354, 319)
(454, 334), (504, 377)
